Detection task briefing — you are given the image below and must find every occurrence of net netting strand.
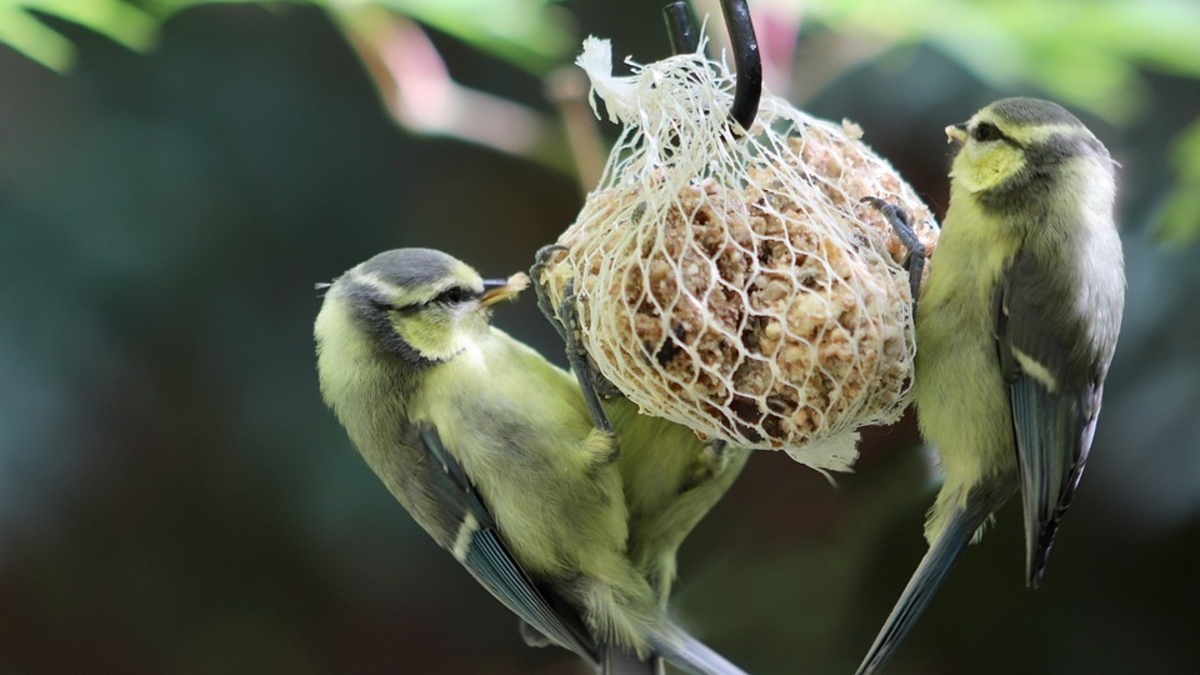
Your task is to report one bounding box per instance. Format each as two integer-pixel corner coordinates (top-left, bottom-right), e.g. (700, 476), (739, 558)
(540, 37), (939, 472)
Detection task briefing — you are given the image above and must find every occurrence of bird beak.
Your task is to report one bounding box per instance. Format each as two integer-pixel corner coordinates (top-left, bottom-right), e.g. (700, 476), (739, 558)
(945, 123), (968, 145)
(480, 272), (530, 307)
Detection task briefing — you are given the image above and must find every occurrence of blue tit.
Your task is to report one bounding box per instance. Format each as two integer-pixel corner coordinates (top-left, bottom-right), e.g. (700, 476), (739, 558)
(314, 248), (750, 675)
(856, 97), (1125, 674)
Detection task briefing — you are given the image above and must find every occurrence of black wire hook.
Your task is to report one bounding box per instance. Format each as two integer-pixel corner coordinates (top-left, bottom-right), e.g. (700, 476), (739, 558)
(663, 2), (700, 54)
(661, 0), (762, 130)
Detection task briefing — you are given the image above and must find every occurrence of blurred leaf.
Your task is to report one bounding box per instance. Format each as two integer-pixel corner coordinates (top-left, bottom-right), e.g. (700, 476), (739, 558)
(329, 6), (570, 172)
(1157, 119), (1200, 247)
(0, 6), (75, 70)
(0, 0), (159, 71)
(3, 0), (1199, 244)
(157, 0), (575, 72)
(804, 0), (1200, 125)
(370, 0), (574, 73)
(1, 0), (574, 74)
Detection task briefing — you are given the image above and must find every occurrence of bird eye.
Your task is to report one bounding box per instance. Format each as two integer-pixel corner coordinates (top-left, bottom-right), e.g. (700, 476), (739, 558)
(432, 286), (474, 305)
(972, 122), (1002, 142)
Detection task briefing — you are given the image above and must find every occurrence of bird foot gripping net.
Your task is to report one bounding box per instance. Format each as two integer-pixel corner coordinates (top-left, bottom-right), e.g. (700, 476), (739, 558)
(539, 37), (939, 471)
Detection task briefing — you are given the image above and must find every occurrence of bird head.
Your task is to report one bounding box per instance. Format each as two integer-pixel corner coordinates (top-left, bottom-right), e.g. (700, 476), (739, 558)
(317, 248), (528, 366)
(945, 97), (1112, 215)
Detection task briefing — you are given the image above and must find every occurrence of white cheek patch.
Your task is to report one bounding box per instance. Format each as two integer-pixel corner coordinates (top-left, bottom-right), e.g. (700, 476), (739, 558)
(1013, 348), (1060, 394)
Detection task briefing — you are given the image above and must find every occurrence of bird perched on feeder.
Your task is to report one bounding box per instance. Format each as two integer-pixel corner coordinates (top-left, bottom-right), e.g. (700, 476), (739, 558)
(856, 97), (1126, 674)
(314, 248), (749, 675)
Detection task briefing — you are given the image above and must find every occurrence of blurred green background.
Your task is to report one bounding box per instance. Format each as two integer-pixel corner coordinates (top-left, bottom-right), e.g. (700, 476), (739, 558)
(1, 1), (1198, 673)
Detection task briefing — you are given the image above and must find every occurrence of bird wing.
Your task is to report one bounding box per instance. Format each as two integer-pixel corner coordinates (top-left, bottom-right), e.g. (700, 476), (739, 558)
(413, 423), (600, 664)
(995, 248), (1103, 587)
(647, 621), (758, 675)
(408, 427), (754, 675)
(601, 644), (662, 675)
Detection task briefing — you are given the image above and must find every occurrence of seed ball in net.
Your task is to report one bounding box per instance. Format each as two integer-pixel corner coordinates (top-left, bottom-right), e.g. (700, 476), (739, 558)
(539, 39), (939, 471)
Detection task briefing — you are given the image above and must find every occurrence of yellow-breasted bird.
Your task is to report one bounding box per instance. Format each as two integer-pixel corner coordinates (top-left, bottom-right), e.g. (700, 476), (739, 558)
(857, 97), (1125, 674)
(314, 248), (749, 675)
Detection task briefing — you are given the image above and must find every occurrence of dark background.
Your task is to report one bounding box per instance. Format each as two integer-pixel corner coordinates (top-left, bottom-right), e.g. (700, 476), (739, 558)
(1, 2), (1198, 674)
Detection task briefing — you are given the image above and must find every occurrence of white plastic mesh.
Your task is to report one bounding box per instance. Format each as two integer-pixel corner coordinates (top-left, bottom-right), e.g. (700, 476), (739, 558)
(540, 37), (939, 471)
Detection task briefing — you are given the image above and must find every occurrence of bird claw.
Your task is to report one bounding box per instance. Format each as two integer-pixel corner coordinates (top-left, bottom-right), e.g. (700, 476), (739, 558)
(531, 244), (571, 345)
(556, 278), (623, 433)
(531, 246), (623, 433)
(862, 197), (925, 314)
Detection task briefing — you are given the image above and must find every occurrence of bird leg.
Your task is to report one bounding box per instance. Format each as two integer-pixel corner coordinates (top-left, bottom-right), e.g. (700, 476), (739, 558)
(531, 244), (571, 345)
(531, 246), (622, 434)
(557, 279), (625, 434)
(862, 197), (925, 314)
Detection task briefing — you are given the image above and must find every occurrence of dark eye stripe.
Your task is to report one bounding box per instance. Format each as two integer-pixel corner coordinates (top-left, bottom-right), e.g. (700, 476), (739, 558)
(973, 121), (1002, 142)
(431, 286), (479, 305)
(368, 285), (480, 315)
(972, 121), (1024, 148)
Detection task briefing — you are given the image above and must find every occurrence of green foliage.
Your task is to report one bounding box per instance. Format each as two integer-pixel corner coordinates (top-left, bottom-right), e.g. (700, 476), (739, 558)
(1, 0), (572, 73)
(1, 0), (1199, 243)
(7, 0), (1200, 115)
(806, 0), (1200, 124)
(0, 0), (159, 70)
(370, 0), (574, 72)
(1157, 120), (1200, 248)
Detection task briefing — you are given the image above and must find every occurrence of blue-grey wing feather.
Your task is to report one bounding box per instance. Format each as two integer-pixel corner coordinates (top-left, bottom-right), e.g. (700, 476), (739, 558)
(997, 248), (1106, 586)
(413, 425), (599, 664)
(601, 644), (662, 675)
(855, 481), (1011, 675)
(1008, 375), (1096, 584)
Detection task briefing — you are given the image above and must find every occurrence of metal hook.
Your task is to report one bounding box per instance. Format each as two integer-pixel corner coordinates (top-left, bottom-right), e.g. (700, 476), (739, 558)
(661, 0), (762, 130)
(663, 2), (700, 54)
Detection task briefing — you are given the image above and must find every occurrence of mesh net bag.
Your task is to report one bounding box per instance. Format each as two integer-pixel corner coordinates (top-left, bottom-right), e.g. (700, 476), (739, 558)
(538, 37), (939, 472)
